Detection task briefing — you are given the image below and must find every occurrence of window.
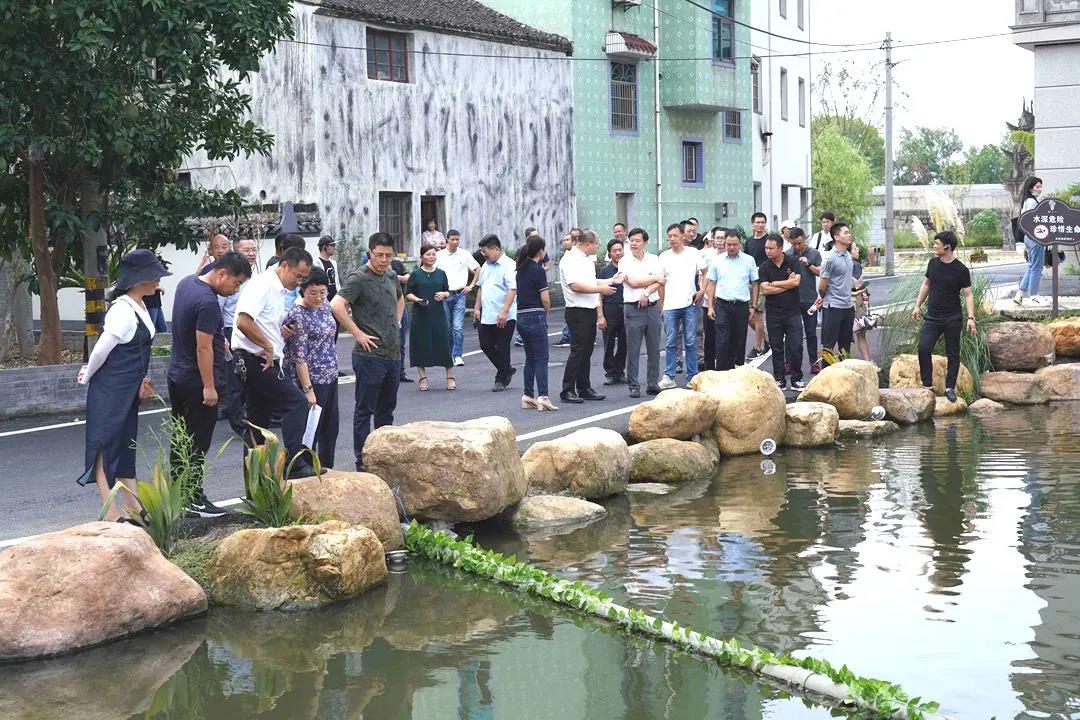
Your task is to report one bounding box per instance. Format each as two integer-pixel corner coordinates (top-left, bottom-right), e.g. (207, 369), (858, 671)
(610, 62), (638, 132)
(681, 140), (704, 185)
(615, 192), (635, 227)
(779, 0), (787, 18)
(367, 29), (409, 83)
(723, 111), (742, 141)
(378, 192), (411, 251)
(798, 0), (805, 29)
(751, 57), (762, 114)
(798, 77), (806, 127)
(780, 67), (789, 121)
(711, 0), (734, 62)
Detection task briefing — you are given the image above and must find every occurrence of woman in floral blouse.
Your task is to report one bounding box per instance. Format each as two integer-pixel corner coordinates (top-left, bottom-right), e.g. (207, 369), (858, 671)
(284, 267), (339, 468)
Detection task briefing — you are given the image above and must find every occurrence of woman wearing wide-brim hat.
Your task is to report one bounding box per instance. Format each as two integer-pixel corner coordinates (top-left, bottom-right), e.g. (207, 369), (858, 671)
(77, 249), (171, 520)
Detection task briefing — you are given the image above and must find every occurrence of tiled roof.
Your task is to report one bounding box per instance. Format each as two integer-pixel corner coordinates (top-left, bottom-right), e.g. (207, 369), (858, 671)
(616, 32), (657, 54)
(309, 0), (573, 55)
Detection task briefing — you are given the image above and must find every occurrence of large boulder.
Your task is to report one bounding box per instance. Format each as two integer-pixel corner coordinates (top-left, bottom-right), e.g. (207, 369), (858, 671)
(987, 321), (1055, 371)
(877, 387), (935, 425)
(889, 354), (974, 398)
(979, 371), (1050, 405)
(208, 521), (386, 611)
(691, 366), (786, 455)
(968, 398), (1006, 416)
(796, 359), (880, 419)
(510, 496), (607, 532)
(934, 395), (969, 416)
(838, 419), (900, 439)
(522, 428), (629, 499)
(1034, 363), (1080, 401)
(1046, 317), (1080, 357)
(783, 402), (839, 448)
(628, 438), (718, 483)
(0, 522), (206, 660)
(289, 470), (403, 550)
(628, 388), (718, 441)
(364, 417), (526, 523)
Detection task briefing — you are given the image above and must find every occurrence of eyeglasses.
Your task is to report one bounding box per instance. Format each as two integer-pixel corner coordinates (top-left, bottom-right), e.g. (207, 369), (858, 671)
(369, 251), (394, 260)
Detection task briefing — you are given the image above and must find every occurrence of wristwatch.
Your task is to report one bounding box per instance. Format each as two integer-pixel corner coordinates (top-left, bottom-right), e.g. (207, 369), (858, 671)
(301, 384), (313, 392)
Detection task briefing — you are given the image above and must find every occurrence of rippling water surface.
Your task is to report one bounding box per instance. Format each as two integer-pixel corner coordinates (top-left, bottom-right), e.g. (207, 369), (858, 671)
(3, 406), (1078, 720)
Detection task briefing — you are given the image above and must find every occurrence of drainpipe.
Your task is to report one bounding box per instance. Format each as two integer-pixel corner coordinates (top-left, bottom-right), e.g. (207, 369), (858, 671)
(767, 6), (775, 225)
(653, 0), (662, 252)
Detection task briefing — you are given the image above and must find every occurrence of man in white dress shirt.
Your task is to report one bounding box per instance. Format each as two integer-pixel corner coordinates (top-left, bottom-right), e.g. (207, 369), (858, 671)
(435, 229), (480, 366)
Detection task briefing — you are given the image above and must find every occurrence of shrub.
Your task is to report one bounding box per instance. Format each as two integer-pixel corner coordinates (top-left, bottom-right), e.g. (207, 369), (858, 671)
(237, 424), (315, 527)
(893, 229), (923, 249)
(968, 210), (1002, 247)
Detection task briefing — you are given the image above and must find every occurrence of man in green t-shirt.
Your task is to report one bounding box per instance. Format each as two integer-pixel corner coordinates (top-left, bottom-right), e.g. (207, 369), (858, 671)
(330, 232), (404, 471)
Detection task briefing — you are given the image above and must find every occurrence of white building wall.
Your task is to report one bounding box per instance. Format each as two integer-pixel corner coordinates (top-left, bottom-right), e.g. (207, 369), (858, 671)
(1032, 43), (1080, 193)
(750, 0), (812, 230)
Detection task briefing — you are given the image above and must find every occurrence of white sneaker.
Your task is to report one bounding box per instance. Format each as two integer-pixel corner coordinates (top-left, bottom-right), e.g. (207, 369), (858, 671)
(453, 356), (465, 367)
(658, 376), (677, 390)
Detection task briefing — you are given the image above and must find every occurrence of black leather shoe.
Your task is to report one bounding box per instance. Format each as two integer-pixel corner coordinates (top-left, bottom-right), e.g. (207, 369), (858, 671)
(646, 385), (661, 395)
(287, 462), (327, 480)
(628, 387), (641, 398)
(579, 389), (606, 401)
(492, 380), (508, 392)
(560, 391), (584, 404)
(603, 375), (626, 385)
(399, 373), (414, 383)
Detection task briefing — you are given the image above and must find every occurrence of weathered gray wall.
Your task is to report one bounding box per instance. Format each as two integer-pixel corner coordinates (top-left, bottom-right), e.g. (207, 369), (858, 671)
(184, 3), (576, 257)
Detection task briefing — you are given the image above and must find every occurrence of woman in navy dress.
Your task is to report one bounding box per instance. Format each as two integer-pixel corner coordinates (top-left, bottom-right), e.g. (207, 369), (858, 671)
(77, 249), (171, 520)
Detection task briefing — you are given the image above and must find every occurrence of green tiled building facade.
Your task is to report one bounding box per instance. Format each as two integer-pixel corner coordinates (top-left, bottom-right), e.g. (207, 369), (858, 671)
(480, 0), (752, 249)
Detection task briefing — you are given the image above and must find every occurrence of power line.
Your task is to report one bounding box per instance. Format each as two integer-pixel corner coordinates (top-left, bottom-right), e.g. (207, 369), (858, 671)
(679, 0), (880, 48)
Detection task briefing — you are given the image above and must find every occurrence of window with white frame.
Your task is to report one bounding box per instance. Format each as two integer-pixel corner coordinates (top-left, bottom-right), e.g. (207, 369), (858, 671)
(723, 111), (742, 141)
(780, 67), (789, 121)
(798, 77), (806, 127)
(682, 141), (704, 184)
(751, 56), (762, 114)
(610, 62), (638, 132)
(711, 0), (734, 62)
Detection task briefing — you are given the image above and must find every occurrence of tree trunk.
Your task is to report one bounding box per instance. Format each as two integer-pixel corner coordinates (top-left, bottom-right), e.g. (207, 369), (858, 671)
(29, 146), (62, 365)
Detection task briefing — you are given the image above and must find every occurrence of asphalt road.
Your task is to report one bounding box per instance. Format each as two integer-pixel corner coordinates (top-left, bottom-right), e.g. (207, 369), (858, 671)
(0, 262), (1026, 543)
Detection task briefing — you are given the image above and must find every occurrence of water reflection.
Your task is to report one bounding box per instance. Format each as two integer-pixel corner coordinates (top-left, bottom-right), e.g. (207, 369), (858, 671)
(5, 406), (1079, 719)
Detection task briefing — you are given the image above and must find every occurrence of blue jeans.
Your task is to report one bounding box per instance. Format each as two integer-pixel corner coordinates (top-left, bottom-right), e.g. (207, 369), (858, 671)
(1019, 237), (1045, 296)
(351, 353), (400, 470)
(147, 306), (168, 334)
(559, 322), (571, 343)
(664, 305), (699, 379)
(518, 311), (549, 397)
(444, 290), (468, 358)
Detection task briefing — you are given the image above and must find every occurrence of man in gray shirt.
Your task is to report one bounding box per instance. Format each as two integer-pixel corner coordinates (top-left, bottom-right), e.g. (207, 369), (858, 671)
(817, 222), (855, 364)
(786, 227), (823, 373)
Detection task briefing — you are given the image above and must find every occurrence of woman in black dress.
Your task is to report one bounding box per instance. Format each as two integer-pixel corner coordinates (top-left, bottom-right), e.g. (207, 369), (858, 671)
(77, 249), (171, 520)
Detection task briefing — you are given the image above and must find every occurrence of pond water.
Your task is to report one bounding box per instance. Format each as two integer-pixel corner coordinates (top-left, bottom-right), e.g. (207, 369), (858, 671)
(3, 405), (1079, 720)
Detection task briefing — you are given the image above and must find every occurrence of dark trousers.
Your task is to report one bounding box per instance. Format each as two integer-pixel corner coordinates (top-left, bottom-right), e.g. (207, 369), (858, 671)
(799, 302), (819, 362)
(713, 299), (749, 370)
(351, 353), (400, 470)
(167, 379), (220, 493)
(563, 306), (598, 395)
(223, 328), (246, 434)
(399, 310), (410, 372)
(478, 321), (516, 383)
(312, 380), (340, 469)
(766, 307), (804, 381)
(918, 315), (963, 389)
(820, 306), (855, 357)
(239, 350), (309, 460)
(703, 311), (717, 371)
(601, 305), (627, 379)
(518, 311), (549, 397)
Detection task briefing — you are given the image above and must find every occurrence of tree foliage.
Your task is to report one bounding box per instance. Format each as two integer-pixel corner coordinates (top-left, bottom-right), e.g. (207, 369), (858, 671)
(941, 144), (1011, 185)
(811, 125), (875, 242)
(812, 116), (885, 183)
(894, 126), (963, 185)
(0, 0), (294, 362)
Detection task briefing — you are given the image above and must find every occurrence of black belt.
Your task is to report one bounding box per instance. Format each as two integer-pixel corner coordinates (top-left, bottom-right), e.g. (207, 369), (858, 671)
(625, 300), (658, 307)
(717, 298), (748, 305)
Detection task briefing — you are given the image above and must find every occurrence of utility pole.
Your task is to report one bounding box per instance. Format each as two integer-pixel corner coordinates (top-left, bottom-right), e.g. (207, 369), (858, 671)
(883, 32), (895, 276)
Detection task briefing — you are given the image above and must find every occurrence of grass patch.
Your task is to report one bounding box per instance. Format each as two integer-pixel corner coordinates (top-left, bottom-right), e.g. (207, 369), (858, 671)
(167, 536), (219, 591)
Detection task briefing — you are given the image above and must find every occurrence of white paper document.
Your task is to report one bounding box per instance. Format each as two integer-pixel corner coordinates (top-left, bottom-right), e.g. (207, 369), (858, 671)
(303, 404), (323, 448)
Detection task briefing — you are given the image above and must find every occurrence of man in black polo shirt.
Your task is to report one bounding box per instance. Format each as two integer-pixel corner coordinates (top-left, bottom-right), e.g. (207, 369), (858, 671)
(912, 230), (976, 403)
(758, 235), (804, 389)
(598, 238), (627, 384)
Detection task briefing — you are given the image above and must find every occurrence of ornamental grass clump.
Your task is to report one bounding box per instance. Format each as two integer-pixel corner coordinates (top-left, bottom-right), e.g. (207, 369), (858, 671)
(236, 424), (314, 527)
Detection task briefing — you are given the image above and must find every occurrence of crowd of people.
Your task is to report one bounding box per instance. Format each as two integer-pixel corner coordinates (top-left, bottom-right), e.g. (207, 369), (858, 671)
(79, 197), (1003, 520)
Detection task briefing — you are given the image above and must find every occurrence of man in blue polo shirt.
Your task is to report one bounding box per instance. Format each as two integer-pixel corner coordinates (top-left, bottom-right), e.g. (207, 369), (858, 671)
(704, 229), (759, 370)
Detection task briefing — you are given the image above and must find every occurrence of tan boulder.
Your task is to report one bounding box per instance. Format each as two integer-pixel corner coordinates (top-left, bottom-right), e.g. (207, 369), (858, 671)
(968, 398), (1006, 416)
(987, 321), (1055, 371)
(0, 522), (206, 660)
(364, 416), (526, 523)
(838, 419), (900, 439)
(934, 395), (969, 416)
(627, 388), (718, 441)
(877, 387), (936, 425)
(783, 402), (839, 447)
(1047, 317), (1080, 357)
(208, 521), (386, 611)
(889, 354), (974, 397)
(1034, 363), (1080, 400)
(510, 496), (607, 531)
(796, 359), (880, 419)
(689, 366), (786, 455)
(979, 371), (1050, 405)
(289, 470), (402, 550)
(522, 428), (629, 499)
(628, 438), (718, 483)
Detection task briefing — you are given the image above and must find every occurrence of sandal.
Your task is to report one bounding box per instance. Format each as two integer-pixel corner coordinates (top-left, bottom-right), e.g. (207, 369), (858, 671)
(419, 377), (429, 391)
(447, 378), (457, 391)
